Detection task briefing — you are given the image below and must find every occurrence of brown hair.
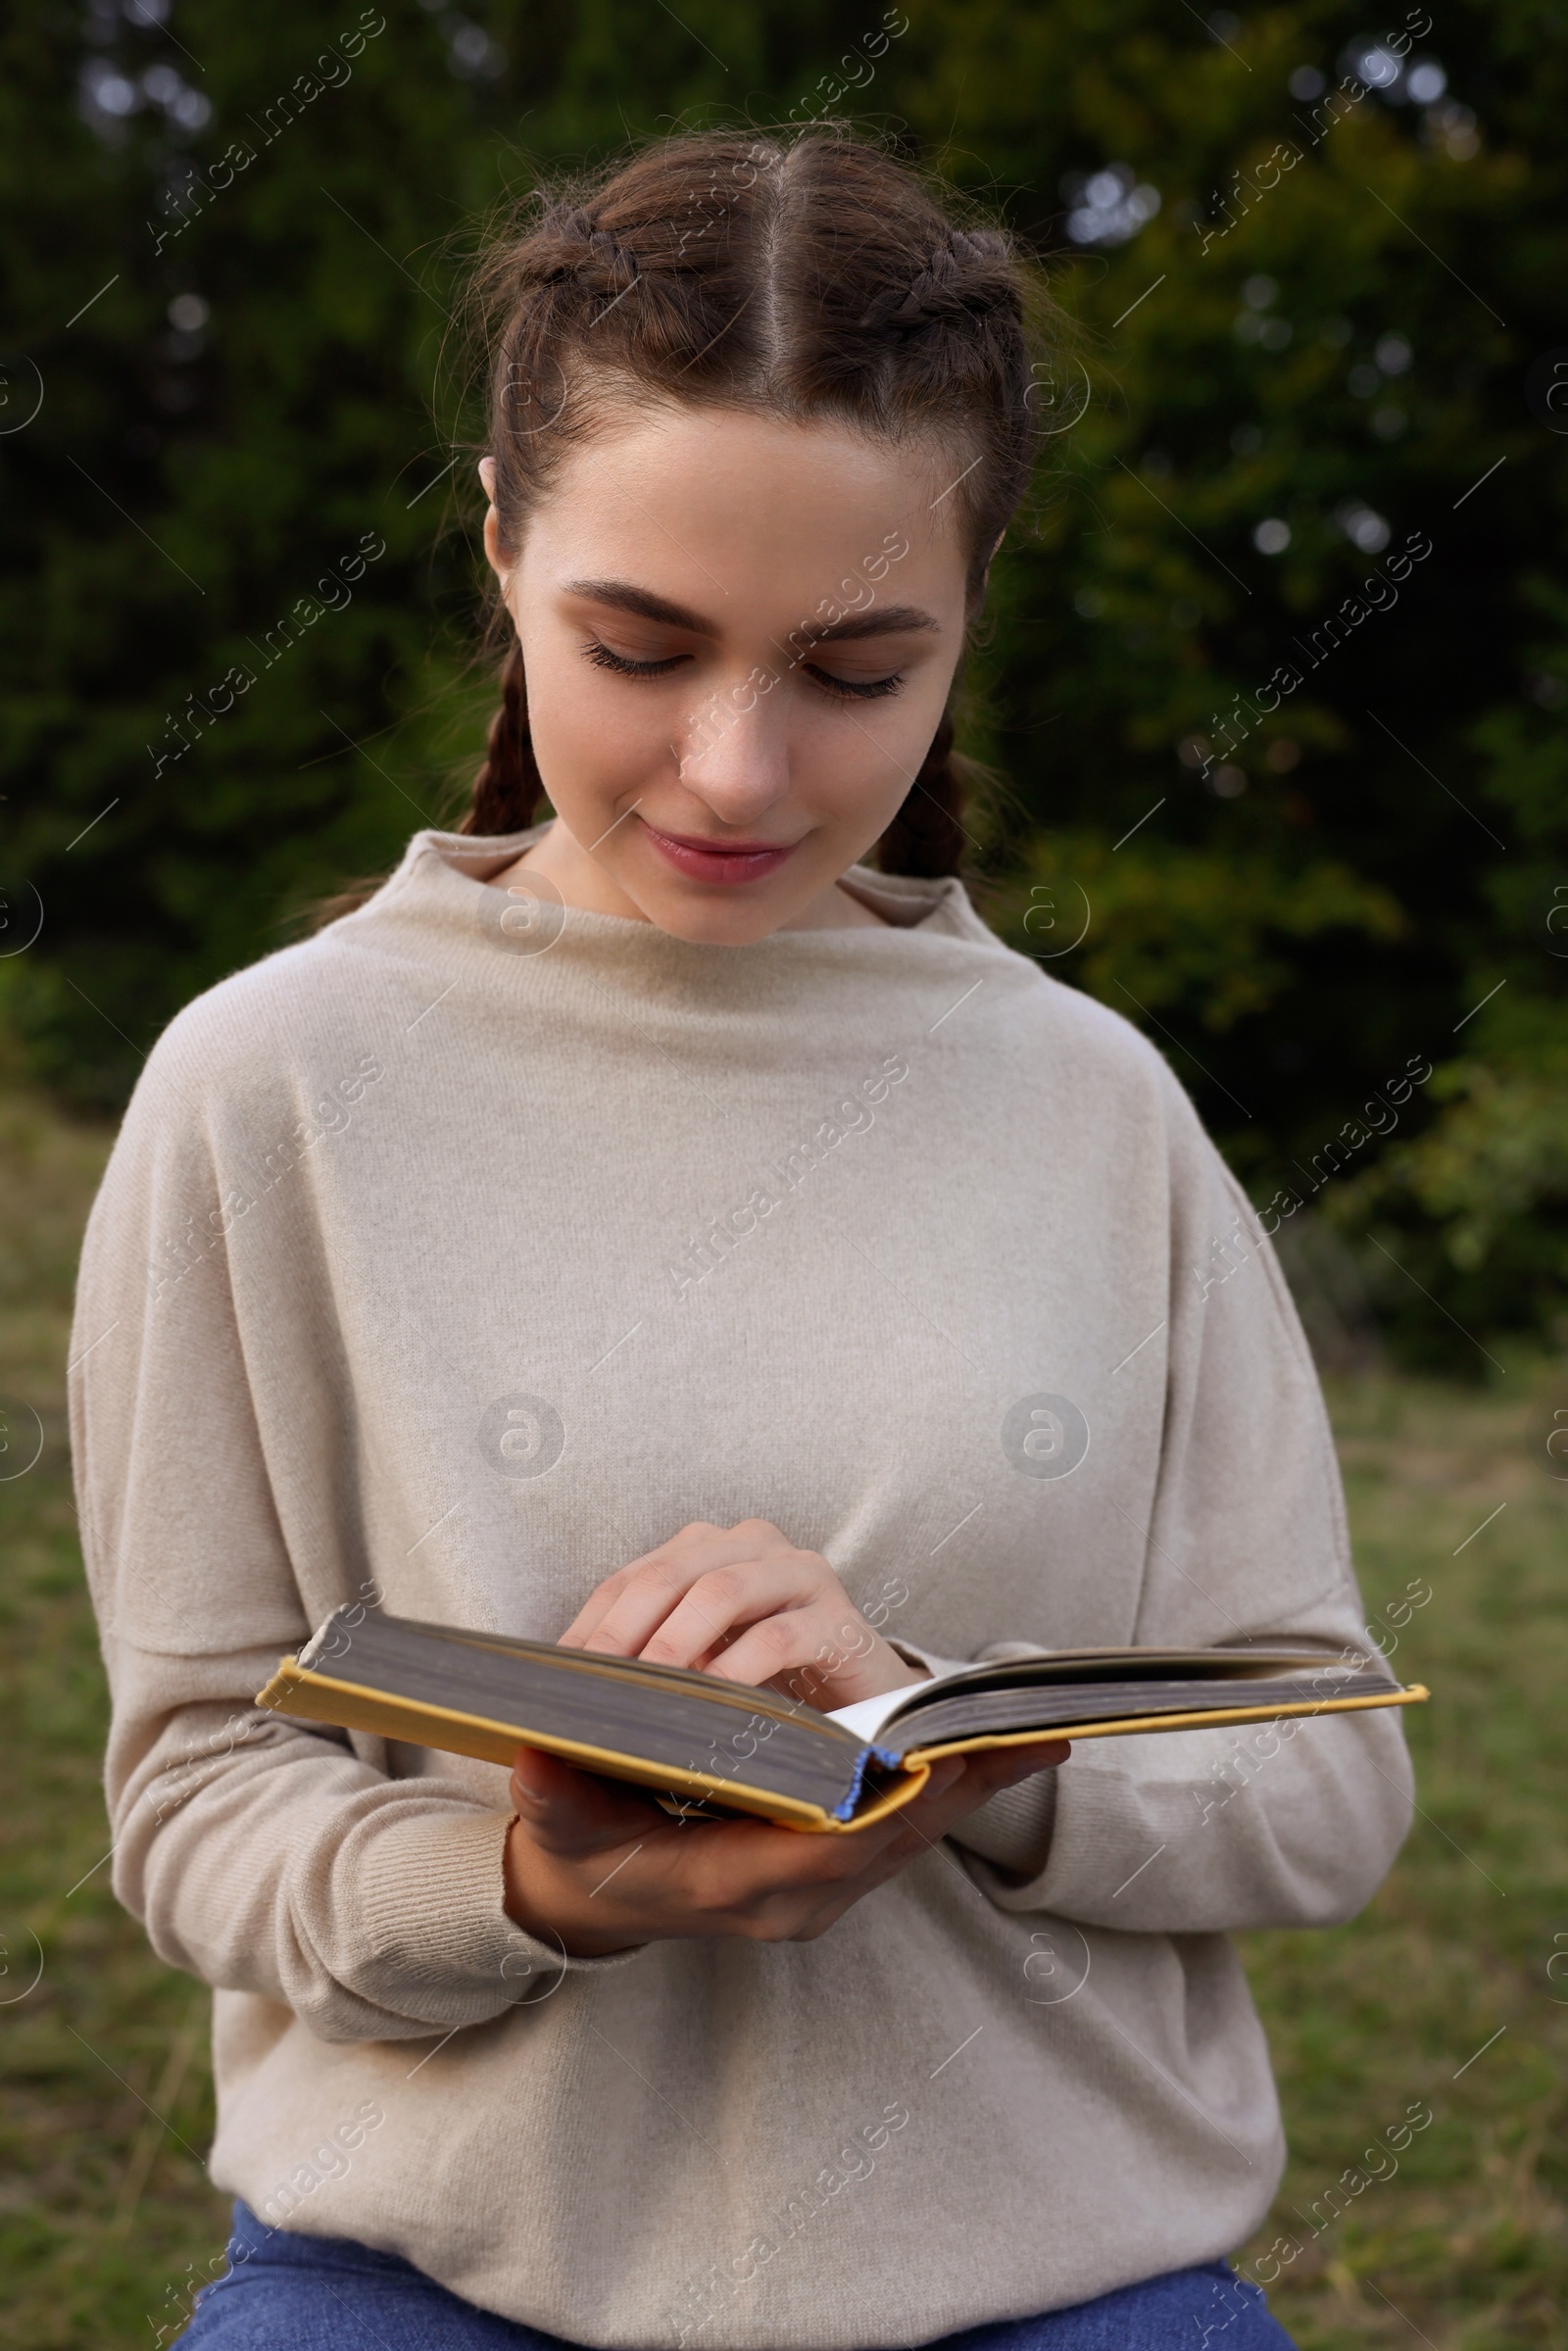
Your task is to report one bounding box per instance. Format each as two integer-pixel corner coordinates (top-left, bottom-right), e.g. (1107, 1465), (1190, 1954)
(317, 128), (1053, 926)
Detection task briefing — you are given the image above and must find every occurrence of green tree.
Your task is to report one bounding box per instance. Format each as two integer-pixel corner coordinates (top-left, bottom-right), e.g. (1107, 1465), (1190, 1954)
(1, 0), (1563, 1361)
(879, 0), (1567, 1366)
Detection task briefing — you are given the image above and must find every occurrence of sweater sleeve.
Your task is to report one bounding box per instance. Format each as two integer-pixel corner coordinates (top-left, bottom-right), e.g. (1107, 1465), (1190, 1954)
(70, 1034), (634, 2044)
(909, 1061), (1415, 1929)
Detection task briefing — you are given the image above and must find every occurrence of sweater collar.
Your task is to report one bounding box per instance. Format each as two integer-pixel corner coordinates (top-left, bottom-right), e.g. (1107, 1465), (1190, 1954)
(360, 825), (1002, 989)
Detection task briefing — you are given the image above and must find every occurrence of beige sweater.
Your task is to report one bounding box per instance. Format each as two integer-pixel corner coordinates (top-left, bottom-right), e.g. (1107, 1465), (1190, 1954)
(71, 825), (1413, 2346)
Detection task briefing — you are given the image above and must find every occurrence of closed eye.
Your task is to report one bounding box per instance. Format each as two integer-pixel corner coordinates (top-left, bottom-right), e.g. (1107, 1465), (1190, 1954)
(804, 663), (905, 702)
(583, 638), (904, 701)
(583, 640), (690, 679)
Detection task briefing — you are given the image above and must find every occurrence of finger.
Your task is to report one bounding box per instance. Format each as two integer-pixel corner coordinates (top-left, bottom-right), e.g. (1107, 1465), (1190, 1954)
(826, 1776), (994, 1898)
(790, 1753), (976, 1886)
(556, 1526), (733, 1647)
(671, 1753), (970, 1926)
(719, 1757), (977, 1935)
(793, 1746), (1063, 1900)
(557, 1564), (641, 1649)
(557, 1528), (730, 1650)
(646, 1752), (1001, 1942)
(639, 1561), (824, 1674)
(709, 1604), (876, 1695)
(509, 1743), (669, 1858)
(693, 1745), (1065, 1929)
(865, 1745), (1071, 1878)
(910, 1740), (1070, 1828)
(576, 1526), (789, 1661)
(560, 1521), (794, 1652)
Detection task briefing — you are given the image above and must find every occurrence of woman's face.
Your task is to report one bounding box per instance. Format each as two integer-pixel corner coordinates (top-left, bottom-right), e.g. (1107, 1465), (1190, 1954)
(482, 405), (975, 941)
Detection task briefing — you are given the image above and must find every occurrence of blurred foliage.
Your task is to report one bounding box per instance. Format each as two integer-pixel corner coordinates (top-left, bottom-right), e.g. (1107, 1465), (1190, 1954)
(0, 0), (1564, 1363)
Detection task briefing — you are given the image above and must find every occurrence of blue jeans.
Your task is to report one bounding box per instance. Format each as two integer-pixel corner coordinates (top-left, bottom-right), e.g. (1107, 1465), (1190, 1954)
(175, 2199), (1295, 2348)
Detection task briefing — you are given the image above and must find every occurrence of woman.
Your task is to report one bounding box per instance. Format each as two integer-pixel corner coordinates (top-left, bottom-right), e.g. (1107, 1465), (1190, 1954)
(73, 130), (1413, 2349)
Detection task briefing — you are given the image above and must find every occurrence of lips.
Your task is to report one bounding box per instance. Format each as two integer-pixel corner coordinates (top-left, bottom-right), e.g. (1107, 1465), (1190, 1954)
(639, 817), (800, 886)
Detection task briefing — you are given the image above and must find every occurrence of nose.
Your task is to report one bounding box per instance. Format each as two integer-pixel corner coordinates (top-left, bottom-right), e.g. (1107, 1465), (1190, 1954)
(674, 680), (791, 829)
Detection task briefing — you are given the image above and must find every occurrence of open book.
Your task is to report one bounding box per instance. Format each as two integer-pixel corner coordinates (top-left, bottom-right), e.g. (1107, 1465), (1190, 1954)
(256, 1607), (1427, 1832)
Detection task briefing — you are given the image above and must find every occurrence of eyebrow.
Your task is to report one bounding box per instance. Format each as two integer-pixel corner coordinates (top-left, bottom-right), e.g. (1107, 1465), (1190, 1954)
(564, 578), (719, 635)
(789, 605), (944, 650)
(562, 578), (944, 649)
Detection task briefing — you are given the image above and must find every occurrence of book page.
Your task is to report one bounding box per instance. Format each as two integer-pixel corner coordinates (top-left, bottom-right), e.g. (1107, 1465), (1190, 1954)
(827, 1677), (953, 1744)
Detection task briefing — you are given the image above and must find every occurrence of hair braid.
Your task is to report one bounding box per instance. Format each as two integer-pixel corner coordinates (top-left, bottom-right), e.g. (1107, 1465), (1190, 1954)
(462, 641), (545, 836)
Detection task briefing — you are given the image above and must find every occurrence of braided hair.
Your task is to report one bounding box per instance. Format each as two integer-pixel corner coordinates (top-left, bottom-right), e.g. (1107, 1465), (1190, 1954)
(458, 133), (1051, 874)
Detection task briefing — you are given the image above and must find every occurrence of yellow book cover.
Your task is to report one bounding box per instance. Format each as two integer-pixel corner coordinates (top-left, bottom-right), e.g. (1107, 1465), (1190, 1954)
(257, 1608), (1427, 1834)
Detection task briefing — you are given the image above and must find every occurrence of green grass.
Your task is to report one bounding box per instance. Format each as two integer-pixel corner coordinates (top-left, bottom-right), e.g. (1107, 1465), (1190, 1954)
(0, 1081), (1563, 2349)
(1236, 1370), (1568, 2346)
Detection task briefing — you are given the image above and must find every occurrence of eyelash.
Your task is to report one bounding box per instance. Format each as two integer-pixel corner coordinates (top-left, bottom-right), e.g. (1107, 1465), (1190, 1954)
(584, 642), (687, 680)
(807, 664), (904, 702)
(581, 640), (905, 702)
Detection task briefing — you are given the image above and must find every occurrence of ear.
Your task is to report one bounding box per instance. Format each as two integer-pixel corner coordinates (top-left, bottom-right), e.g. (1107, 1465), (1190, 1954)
(483, 504), (513, 587)
(480, 459), (515, 589)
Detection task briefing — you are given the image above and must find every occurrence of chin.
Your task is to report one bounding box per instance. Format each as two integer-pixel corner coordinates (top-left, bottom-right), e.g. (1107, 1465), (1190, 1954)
(639, 891), (803, 947)
(613, 839), (841, 943)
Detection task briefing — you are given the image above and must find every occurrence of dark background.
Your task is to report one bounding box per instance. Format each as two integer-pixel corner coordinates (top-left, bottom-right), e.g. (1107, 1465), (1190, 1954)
(2, 0), (1564, 1363)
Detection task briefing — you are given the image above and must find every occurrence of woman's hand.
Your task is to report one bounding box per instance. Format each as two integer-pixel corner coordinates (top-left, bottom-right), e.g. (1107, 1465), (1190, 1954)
(503, 1739), (1069, 1958)
(502, 1518), (1069, 1956)
(556, 1517), (921, 1710)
